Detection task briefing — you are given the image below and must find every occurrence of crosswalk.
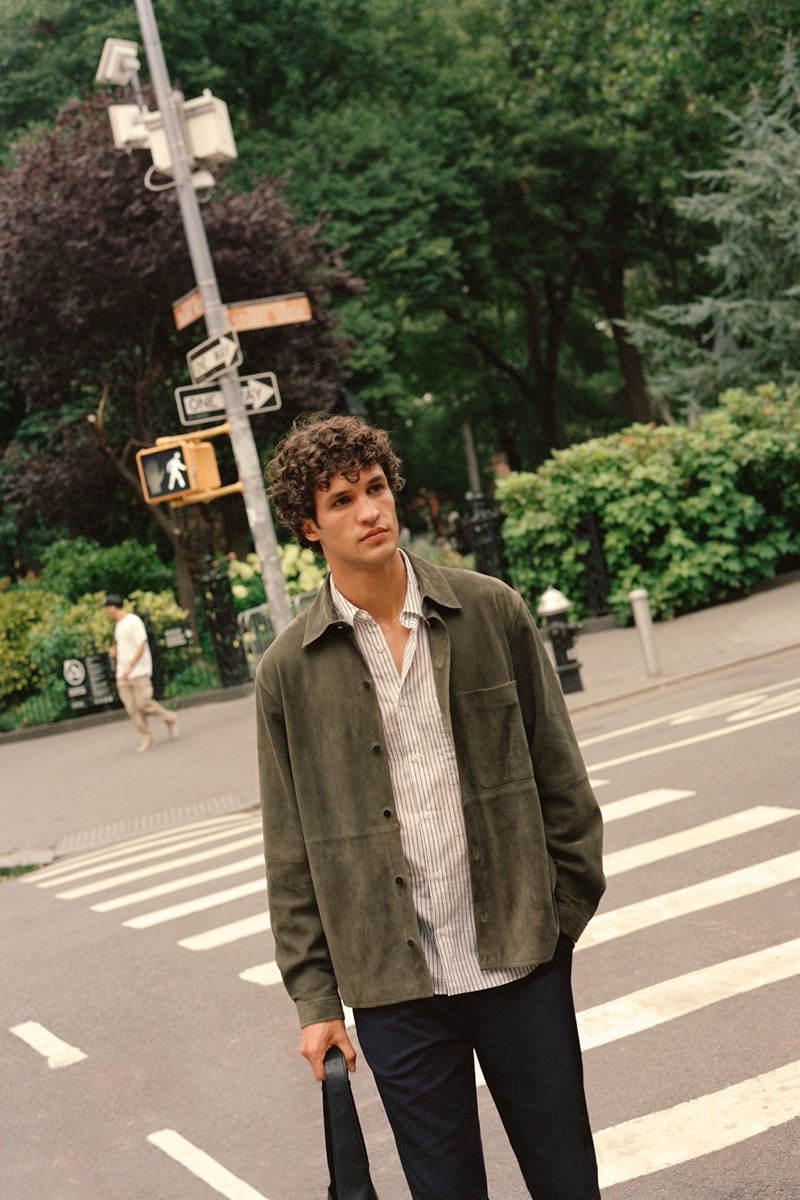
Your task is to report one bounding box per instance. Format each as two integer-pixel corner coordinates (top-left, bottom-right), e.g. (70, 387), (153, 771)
(24, 784), (800, 1193)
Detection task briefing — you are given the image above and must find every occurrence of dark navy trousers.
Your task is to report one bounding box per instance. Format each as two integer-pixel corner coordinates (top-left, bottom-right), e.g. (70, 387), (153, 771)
(353, 935), (600, 1200)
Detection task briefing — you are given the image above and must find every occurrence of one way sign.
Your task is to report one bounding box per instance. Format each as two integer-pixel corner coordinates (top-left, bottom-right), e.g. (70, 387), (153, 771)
(186, 329), (242, 386)
(175, 372), (282, 426)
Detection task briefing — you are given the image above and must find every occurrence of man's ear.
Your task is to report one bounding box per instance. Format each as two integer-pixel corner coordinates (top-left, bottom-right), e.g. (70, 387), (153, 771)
(301, 518), (321, 545)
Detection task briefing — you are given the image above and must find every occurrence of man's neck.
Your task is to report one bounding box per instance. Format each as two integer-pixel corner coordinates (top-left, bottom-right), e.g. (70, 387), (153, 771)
(330, 550), (408, 624)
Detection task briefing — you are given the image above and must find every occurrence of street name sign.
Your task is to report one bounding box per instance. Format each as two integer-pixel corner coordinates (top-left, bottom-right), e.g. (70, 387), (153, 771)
(226, 293), (312, 331)
(175, 372), (282, 426)
(171, 290), (312, 332)
(172, 287), (205, 331)
(186, 329), (242, 386)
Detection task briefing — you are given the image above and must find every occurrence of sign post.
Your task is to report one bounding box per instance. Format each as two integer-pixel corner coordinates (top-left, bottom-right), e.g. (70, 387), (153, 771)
(130, 0), (292, 634)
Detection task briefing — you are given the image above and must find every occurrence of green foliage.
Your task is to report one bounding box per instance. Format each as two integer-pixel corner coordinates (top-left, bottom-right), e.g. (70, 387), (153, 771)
(0, 582), (194, 727)
(630, 48), (800, 415)
(163, 658), (221, 700)
(226, 548), (329, 613)
(0, 584), (64, 703)
(403, 536), (474, 572)
(496, 385), (800, 622)
(39, 536), (175, 603)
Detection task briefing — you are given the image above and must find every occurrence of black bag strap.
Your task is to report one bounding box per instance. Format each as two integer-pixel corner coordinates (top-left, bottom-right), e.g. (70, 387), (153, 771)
(322, 1047), (380, 1200)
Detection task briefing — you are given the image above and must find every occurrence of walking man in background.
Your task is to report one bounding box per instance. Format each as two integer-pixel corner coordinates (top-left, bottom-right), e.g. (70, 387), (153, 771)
(256, 414), (605, 1200)
(103, 594), (179, 753)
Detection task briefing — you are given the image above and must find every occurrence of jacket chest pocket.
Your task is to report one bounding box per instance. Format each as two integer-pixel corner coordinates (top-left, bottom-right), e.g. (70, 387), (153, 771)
(453, 681), (533, 789)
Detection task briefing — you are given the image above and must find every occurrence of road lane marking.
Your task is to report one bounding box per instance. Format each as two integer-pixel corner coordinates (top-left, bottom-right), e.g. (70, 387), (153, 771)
(577, 677), (800, 748)
(603, 806), (799, 876)
(123, 879), (266, 928)
(91, 855), (264, 912)
(578, 937), (800, 1049)
(579, 850), (800, 950)
(29, 813), (256, 883)
(240, 961), (282, 986)
(147, 1129), (269, 1199)
(53, 834), (263, 899)
(179, 911), (271, 950)
(585, 702), (800, 772)
(10, 1021), (87, 1069)
(40, 821), (261, 889)
(595, 1059), (800, 1188)
(601, 789), (695, 823)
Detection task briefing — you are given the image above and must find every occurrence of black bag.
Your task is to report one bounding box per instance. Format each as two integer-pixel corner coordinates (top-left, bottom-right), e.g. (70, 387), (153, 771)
(322, 1047), (380, 1200)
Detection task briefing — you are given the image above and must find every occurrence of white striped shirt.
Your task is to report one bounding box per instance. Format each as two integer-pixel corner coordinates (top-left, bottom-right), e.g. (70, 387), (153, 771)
(330, 552), (531, 995)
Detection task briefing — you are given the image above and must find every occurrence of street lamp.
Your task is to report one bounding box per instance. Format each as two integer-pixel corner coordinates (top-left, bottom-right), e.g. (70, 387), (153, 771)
(95, 8), (292, 637)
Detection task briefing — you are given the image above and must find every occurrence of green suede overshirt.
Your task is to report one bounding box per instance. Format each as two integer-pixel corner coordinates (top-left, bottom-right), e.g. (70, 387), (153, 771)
(255, 554), (605, 1027)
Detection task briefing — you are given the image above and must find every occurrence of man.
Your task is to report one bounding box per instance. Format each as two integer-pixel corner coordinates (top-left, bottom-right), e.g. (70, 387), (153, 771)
(256, 414), (605, 1200)
(103, 594), (179, 753)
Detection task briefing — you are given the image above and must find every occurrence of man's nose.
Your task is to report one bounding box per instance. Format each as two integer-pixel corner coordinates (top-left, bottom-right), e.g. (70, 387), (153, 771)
(355, 493), (380, 521)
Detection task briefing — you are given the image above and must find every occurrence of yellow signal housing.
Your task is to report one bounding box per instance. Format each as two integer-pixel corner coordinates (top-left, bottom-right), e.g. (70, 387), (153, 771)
(136, 440), (221, 506)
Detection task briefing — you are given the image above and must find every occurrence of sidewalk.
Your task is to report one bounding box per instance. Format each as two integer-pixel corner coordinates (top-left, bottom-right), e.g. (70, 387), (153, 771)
(561, 574), (800, 711)
(2, 576), (798, 867)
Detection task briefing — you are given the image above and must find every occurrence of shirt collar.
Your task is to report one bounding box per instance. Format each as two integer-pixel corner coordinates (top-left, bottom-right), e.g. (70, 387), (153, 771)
(330, 550), (424, 627)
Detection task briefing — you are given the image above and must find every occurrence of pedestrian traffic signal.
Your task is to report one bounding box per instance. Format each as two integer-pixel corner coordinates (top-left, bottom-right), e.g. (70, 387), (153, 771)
(136, 441), (221, 505)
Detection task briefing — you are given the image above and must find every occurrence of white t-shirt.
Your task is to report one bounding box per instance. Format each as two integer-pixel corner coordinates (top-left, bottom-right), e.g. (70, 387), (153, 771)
(114, 612), (152, 680)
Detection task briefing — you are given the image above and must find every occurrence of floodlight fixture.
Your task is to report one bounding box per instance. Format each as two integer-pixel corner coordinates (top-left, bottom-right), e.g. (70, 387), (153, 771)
(96, 38), (141, 87)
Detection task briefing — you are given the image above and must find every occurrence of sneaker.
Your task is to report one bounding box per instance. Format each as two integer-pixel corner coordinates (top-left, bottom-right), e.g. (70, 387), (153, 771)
(168, 716), (180, 740)
(136, 736), (154, 754)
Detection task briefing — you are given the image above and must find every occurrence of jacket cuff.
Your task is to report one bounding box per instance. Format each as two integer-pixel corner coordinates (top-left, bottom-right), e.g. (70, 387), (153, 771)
(297, 994), (345, 1028)
(556, 898), (593, 945)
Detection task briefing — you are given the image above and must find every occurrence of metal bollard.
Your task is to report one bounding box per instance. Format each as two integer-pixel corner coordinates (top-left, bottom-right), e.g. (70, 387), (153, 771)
(628, 588), (661, 677)
(537, 586), (584, 694)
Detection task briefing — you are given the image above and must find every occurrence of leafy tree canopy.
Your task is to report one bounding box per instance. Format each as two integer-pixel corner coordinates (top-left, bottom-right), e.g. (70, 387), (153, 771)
(630, 47), (800, 414)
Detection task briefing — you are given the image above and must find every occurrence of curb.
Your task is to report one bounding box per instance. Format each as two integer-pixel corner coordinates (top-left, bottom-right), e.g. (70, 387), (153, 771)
(0, 680), (255, 746)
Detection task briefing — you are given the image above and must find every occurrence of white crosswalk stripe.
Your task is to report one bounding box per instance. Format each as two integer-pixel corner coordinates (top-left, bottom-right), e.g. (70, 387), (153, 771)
(596, 1060), (800, 1189)
(28, 784), (800, 1191)
(579, 849), (800, 950)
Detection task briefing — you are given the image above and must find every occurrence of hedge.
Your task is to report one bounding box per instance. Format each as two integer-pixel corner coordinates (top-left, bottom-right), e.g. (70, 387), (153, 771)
(495, 384), (800, 623)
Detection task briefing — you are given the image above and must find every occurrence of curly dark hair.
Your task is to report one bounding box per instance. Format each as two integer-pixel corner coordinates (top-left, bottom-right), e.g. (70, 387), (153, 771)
(265, 413), (404, 550)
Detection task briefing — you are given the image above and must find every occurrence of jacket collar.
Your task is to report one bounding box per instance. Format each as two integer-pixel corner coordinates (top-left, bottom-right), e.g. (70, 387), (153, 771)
(301, 551), (462, 648)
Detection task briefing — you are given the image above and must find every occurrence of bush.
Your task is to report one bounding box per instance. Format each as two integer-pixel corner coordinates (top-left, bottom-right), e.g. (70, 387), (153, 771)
(39, 536), (175, 603)
(0, 584), (195, 727)
(226, 548), (329, 613)
(496, 384), (800, 622)
(0, 586), (65, 704)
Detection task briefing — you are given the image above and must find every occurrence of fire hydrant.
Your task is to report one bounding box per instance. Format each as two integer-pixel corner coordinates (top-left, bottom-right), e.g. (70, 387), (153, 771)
(536, 586), (584, 694)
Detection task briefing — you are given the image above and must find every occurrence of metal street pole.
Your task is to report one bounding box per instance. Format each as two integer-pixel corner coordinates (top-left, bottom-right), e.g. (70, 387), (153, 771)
(133, 0), (292, 635)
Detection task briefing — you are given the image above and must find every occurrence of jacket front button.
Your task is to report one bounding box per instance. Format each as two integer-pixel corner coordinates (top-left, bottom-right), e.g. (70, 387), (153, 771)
(394, 876), (404, 886)
(383, 809), (392, 818)
(406, 938), (415, 948)
(372, 744), (381, 754)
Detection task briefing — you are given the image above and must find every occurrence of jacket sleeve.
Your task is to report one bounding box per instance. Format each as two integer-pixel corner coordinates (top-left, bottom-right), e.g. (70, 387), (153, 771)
(255, 660), (344, 1027)
(508, 594), (606, 942)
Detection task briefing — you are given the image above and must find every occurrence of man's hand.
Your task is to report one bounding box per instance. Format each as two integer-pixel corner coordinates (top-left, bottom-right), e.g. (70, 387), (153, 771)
(300, 1019), (357, 1082)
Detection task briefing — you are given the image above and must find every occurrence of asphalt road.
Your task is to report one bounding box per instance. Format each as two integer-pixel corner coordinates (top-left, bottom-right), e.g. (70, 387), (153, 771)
(2, 648), (799, 1200)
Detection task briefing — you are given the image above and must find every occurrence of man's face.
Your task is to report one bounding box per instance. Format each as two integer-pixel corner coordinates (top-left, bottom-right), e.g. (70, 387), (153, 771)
(301, 464), (399, 574)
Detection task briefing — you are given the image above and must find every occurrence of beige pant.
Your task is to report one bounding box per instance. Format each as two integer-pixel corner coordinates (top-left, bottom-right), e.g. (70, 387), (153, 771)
(117, 675), (176, 739)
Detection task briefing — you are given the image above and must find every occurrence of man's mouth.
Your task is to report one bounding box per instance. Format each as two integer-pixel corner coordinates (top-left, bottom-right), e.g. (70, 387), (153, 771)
(361, 527), (388, 543)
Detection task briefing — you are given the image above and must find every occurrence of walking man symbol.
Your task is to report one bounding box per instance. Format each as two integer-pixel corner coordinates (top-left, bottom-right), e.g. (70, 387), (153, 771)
(166, 451), (187, 491)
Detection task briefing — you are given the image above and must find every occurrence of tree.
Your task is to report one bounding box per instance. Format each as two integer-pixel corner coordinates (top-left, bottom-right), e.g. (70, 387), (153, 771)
(3, 0), (800, 509)
(0, 92), (362, 593)
(630, 48), (800, 414)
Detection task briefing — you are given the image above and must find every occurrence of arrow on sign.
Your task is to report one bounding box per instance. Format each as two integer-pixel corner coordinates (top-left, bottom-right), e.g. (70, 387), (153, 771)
(175, 373), (282, 426)
(186, 329), (242, 386)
